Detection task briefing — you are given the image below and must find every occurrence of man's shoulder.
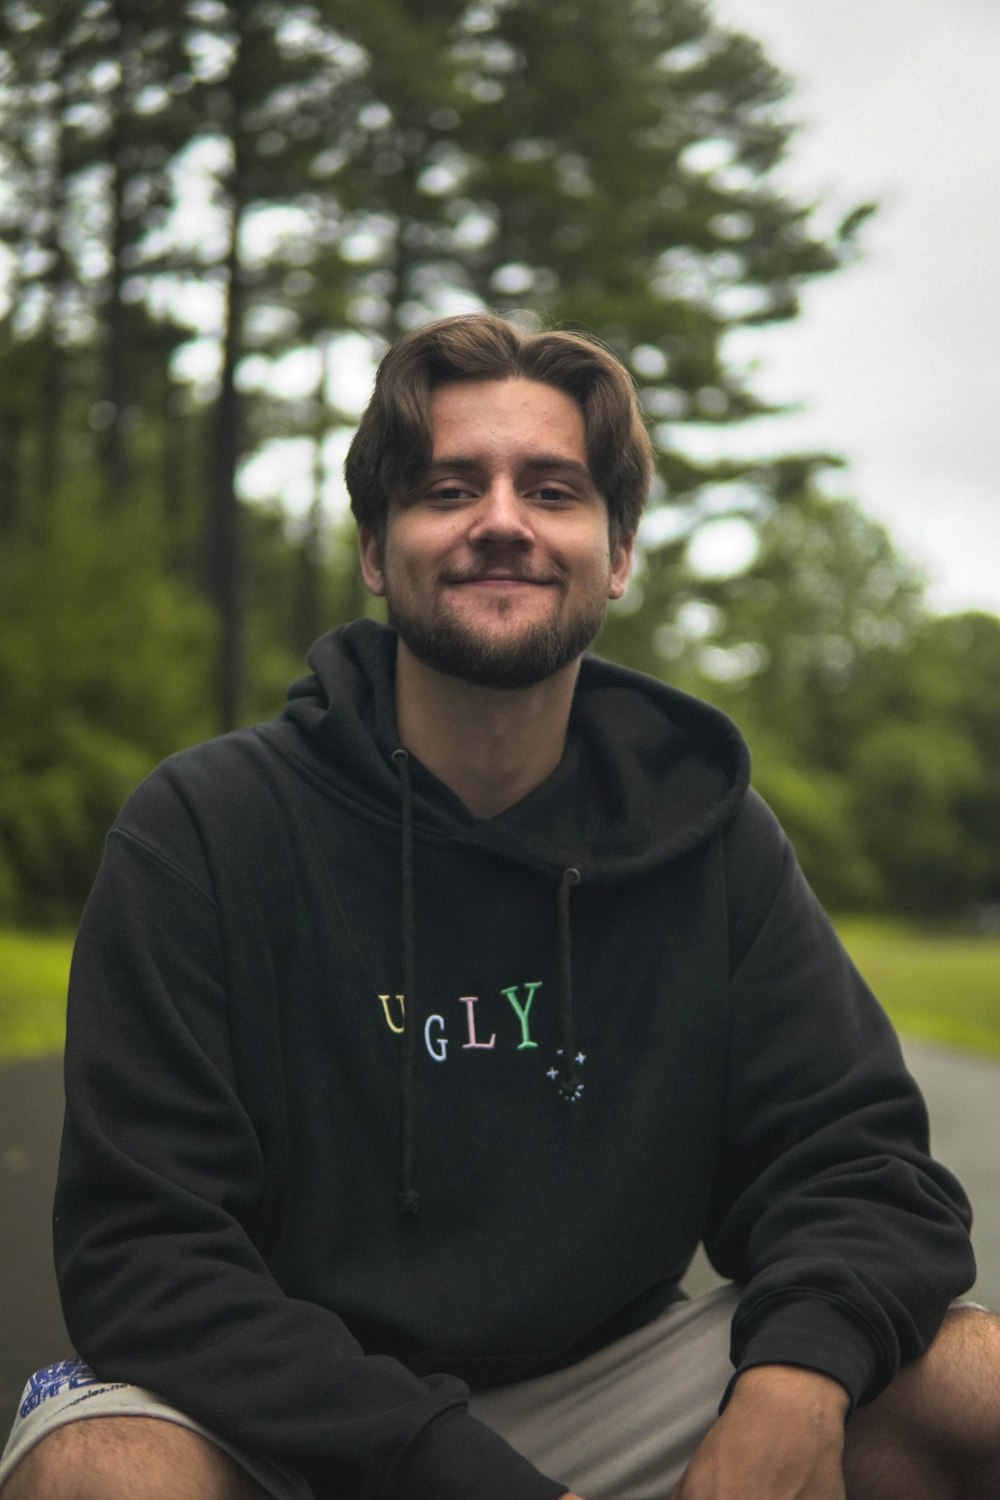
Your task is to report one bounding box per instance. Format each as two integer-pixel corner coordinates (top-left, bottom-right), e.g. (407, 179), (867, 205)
(723, 785), (786, 855)
(719, 785), (800, 929)
(124, 725), (278, 815)
(84, 721), (332, 944)
(110, 725), (292, 876)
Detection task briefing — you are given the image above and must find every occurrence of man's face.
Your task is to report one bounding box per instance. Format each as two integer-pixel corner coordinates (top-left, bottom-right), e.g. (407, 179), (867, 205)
(358, 378), (633, 689)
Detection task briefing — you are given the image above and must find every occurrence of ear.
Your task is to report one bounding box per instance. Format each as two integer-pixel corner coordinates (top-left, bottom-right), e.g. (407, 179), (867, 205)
(608, 533), (635, 601)
(358, 526), (387, 597)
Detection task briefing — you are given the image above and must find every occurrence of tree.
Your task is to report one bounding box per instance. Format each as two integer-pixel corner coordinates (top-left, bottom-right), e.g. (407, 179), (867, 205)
(628, 477), (1000, 917)
(10, 0), (982, 925)
(133, 0), (478, 726)
(624, 479), (926, 908)
(0, 477), (211, 922)
(2, 0), (866, 723)
(0, 1), (198, 509)
(846, 612), (1000, 915)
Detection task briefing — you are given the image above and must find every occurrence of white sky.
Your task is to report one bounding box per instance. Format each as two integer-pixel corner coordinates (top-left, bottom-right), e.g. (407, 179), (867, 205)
(705, 0), (1000, 616)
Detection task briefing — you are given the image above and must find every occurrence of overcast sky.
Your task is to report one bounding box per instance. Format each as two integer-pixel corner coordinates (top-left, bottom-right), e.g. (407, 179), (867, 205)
(705, 0), (1000, 616)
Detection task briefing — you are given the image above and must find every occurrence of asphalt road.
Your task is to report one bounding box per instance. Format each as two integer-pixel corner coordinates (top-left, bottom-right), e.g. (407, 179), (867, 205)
(1, 1039), (997, 1438)
(0, 1056), (69, 1437)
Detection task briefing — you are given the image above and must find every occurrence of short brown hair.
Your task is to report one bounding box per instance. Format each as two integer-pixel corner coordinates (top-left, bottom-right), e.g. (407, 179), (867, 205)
(344, 313), (653, 549)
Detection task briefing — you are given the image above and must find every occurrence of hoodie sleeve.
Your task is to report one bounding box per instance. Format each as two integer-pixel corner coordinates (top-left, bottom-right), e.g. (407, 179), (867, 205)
(704, 791), (975, 1410)
(53, 794), (565, 1500)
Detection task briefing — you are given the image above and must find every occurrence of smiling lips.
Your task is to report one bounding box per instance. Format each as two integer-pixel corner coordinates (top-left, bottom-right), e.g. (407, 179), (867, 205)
(444, 570), (557, 587)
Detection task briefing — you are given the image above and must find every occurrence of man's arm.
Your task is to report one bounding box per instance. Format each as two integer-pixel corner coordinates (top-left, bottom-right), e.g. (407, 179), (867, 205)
(705, 792), (974, 1411)
(555, 1365), (848, 1500)
(556, 1367), (848, 1500)
(671, 1366), (848, 1499)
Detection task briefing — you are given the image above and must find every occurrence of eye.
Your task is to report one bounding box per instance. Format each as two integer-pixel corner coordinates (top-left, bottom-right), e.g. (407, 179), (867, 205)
(425, 482), (476, 505)
(529, 484), (575, 506)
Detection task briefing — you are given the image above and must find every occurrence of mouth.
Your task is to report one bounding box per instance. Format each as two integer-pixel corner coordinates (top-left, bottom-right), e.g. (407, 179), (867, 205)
(457, 577), (543, 587)
(444, 571), (556, 587)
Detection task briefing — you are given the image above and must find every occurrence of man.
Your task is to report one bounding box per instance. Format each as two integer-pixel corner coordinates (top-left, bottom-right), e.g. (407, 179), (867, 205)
(2, 314), (998, 1500)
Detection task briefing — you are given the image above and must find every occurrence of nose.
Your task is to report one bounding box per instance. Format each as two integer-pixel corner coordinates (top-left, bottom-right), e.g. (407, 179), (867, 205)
(466, 478), (534, 546)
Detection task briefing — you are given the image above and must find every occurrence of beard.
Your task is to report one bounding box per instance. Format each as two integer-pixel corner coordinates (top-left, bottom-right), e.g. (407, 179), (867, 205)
(384, 571), (609, 689)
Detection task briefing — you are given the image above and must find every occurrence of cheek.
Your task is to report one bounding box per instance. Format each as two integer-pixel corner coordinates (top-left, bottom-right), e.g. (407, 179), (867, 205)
(575, 539), (616, 583)
(381, 536), (443, 601)
(390, 517), (456, 563)
(403, 534), (471, 589)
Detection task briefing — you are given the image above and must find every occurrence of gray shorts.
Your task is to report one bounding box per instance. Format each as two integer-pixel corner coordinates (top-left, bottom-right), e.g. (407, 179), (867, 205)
(0, 1285), (739, 1500)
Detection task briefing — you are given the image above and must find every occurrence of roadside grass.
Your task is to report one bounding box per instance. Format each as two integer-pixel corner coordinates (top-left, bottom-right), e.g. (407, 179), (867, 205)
(835, 917), (1000, 1058)
(0, 920), (998, 1063)
(0, 929), (73, 1061)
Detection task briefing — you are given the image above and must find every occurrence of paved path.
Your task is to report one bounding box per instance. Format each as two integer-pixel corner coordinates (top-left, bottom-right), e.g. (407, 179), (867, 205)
(0, 1056), (69, 1435)
(1, 1041), (997, 1435)
(901, 1038), (1000, 1310)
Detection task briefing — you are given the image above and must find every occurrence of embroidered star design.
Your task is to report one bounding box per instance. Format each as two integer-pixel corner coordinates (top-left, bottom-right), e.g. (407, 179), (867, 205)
(547, 1049), (586, 1101)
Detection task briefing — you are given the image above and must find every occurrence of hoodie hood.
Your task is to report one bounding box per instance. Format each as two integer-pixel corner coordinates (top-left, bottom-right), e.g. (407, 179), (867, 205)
(278, 618), (751, 883)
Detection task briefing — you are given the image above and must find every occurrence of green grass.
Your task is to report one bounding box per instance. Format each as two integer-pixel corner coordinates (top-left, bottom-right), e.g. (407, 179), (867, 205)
(0, 929), (73, 1060)
(835, 917), (1000, 1058)
(1, 921), (998, 1064)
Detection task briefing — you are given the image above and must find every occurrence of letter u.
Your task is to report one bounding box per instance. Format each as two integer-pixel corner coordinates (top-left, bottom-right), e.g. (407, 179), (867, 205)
(378, 994), (405, 1034)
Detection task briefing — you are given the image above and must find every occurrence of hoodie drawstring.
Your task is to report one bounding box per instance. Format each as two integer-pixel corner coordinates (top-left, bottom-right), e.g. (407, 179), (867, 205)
(390, 750), (584, 1213)
(391, 748), (421, 1216)
(556, 867), (583, 1102)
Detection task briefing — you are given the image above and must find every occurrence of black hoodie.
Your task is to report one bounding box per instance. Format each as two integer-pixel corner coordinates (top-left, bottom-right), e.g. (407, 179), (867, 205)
(54, 620), (974, 1499)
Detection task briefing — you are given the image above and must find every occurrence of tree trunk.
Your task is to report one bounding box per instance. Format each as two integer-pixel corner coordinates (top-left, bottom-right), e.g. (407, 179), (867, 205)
(291, 436), (325, 654)
(206, 209), (246, 732)
(204, 9), (251, 733)
(0, 417), (22, 534)
(100, 0), (137, 509)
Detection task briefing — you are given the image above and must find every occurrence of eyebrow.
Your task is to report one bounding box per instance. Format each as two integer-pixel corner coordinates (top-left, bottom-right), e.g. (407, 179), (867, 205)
(425, 455), (595, 483)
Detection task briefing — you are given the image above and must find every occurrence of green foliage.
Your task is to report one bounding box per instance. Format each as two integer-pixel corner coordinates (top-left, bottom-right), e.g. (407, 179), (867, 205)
(608, 479), (1000, 918)
(0, 479), (212, 923)
(464, 0), (842, 380)
(0, 928), (73, 1059)
(0, 0), (996, 925)
(749, 756), (880, 912)
(836, 917), (1000, 1057)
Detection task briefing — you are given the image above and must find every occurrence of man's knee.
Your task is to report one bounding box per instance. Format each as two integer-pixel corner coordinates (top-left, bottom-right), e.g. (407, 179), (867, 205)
(0, 1416), (271, 1500)
(844, 1305), (1000, 1499)
(886, 1304), (1000, 1435)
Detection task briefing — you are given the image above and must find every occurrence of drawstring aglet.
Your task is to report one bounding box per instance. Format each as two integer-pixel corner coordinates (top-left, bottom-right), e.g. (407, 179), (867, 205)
(556, 867), (583, 1103)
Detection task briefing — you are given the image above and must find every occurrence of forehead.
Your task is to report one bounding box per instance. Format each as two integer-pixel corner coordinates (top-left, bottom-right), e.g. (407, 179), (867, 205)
(428, 378), (588, 463)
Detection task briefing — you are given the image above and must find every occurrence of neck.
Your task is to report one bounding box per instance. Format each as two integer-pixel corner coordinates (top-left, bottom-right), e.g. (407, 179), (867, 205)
(393, 641), (580, 818)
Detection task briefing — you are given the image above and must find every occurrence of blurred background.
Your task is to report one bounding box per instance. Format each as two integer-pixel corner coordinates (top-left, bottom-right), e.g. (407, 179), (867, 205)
(1, 0), (998, 1427)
